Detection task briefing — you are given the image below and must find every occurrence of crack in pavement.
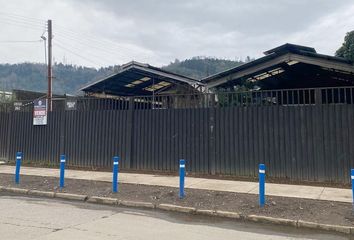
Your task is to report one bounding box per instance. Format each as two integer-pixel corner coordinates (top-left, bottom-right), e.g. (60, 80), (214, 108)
(61, 211), (121, 231)
(2, 216), (53, 226)
(247, 185), (258, 193)
(317, 187), (326, 200)
(29, 212), (122, 239)
(0, 221), (59, 231)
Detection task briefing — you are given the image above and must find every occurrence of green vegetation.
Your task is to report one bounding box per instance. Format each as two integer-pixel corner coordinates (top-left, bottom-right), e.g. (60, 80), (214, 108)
(336, 30), (354, 63)
(0, 63), (115, 95)
(0, 57), (244, 94)
(164, 57), (243, 79)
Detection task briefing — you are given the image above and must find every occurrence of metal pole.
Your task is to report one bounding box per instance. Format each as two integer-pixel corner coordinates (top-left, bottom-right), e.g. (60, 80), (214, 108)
(179, 159), (185, 199)
(15, 152), (22, 184)
(47, 19), (52, 112)
(259, 164), (266, 207)
(112, 156), (119, 193)
(59, 154), (66, 189)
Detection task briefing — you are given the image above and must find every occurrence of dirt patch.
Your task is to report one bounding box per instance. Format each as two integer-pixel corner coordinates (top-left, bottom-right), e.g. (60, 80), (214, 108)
(0, 173), (353, 227)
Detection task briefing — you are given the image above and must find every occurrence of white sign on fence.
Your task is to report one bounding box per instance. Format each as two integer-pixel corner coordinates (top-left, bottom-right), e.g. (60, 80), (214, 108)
(33, 99), (47, 126)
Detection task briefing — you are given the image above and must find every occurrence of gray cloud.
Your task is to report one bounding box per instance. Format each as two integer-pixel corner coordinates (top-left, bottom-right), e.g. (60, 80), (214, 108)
(0, 0), (353, 67)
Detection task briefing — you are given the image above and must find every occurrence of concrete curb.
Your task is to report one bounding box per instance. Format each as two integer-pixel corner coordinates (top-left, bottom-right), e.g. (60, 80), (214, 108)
(215, 210), (241, 219)
(297, 220), (353, 235)
(87, 196), (118, 205)
(28, 190), (55, 198)
(245, 215), (297, 227)
(195, 209), (216, 216)
(1, 187), (29, 195)
(54, 192), (88, 201)
(0, 186), (353, 235)
(119, 200), (155, 209)
(157, 203), (196, 213)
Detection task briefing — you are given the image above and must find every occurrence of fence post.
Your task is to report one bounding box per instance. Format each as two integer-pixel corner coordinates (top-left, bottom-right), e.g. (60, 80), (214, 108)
(59, 101), (66, 162)
(112, 156), (119, 193)
(179, 159), (186, 199)
(59, 154), (66, 189)
(15, 152), (22, 184)
(208, 93), (216, 175)
(6, 111), (12, 161)
(259, 163), (266, 207)
(314, 89), (322, 105)
(125, 97), (134, 169)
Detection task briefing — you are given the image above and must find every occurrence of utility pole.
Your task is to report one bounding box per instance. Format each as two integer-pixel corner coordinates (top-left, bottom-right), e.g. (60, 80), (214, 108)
(47, 19), (52, 112)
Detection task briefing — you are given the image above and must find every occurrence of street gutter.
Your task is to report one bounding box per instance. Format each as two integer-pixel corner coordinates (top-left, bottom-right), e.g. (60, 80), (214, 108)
(0, 186), (352, 235)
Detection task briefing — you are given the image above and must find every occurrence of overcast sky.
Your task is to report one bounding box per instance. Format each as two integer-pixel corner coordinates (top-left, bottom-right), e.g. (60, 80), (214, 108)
(0, 0), (353, 68)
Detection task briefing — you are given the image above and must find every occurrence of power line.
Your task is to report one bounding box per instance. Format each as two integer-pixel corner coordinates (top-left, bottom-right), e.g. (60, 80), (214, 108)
(54, 30), (151, 64)
(0, 14), (45, 27)
(54, 41), (106, 67)
(54, 38), (113, 64)
(0, 12), (153, 65)
(54, 38), (119, 66)
(0, 12), (155, 67)
(0, 18), (45, 31)
(0, 12), (46, 33)
(0, 11), (45, 23)
(54, 35), (133, 62)
(55, 25), (153, 60)
(0, 40), (42, 43)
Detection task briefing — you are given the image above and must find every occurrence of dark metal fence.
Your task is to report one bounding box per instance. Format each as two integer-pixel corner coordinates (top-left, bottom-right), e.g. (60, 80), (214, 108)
(0, 86), (354, 184)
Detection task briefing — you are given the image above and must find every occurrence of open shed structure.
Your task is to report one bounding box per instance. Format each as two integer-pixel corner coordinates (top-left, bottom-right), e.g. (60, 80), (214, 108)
(204, 43), (354, 91)
(80, 61), (204, 109)
(81, 61), (202, 97)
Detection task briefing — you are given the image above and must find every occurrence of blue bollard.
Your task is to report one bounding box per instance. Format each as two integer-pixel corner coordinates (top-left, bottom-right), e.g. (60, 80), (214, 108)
(351, 169), (354, 214)
(112, 156), (119, 193)
(15, 152), (22, 184)
(59, 155), (66, 189)
(179, 159), (186, 199)
(259, 163), (266, 207)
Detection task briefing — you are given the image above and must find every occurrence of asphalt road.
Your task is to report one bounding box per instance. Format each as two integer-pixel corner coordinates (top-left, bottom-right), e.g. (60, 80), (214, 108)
(0, 195), (349, 240)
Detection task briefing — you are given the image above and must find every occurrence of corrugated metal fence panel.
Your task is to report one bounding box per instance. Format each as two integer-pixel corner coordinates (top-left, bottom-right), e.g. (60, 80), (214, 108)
(0, 112), (9, 159)
(321, 105), (354, 183)
(131, 108), (210, 174)
(64, 110), (130, 169)
(212, 105), (354, 183)
(1, 101), (354, 184)
(7, 112), (61, 164)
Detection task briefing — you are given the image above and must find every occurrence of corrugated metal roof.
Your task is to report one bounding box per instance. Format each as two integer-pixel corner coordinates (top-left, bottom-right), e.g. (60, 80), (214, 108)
(80, 61), (203, 96)
(203, 43), (354, 86)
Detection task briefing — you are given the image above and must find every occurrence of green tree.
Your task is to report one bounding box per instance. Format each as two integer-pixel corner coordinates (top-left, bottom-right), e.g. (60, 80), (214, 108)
(336, 31), (354, 63)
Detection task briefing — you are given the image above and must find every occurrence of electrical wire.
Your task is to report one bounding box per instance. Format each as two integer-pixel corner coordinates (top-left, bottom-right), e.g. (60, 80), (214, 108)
(54, 35), (132, 62)
(0, 14), (45, 27)
(0, 12), (46, 33)
(0, 40), (42, 43)
(0, 11), (45, 22)
(54, 41), (107, 67)
(0, 11), (155, 67)
(54, 38), (117, 65)
(0, 18), (45, 31)
(54, 25), (153, 60)
(54, 30), (151, 64)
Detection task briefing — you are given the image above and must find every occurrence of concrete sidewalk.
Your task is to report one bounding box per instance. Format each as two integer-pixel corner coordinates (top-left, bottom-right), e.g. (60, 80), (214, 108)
(0, 165), (351, 203)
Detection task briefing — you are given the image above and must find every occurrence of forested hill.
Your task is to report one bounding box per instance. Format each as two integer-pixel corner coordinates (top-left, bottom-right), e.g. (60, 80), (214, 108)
(163, 57), (244, 79)
(0, 57), (244, 95)
(0, 63), (115, 95)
